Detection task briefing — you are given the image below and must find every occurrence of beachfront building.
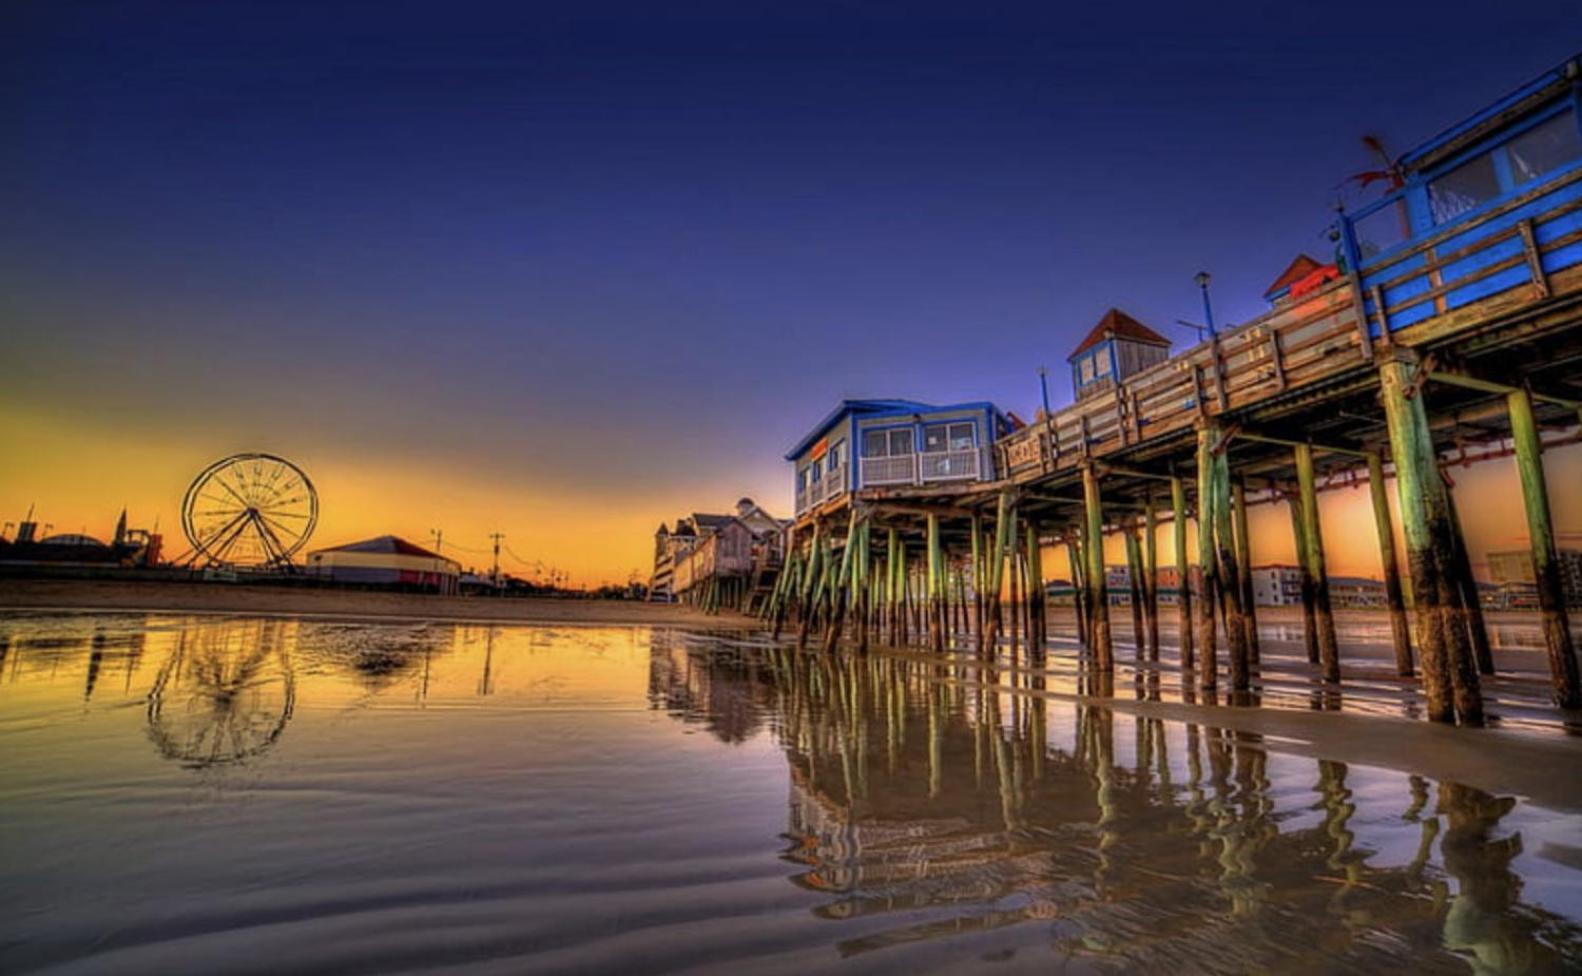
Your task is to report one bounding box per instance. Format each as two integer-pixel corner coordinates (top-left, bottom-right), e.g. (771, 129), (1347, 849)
(1250, 565), (1304, 607)
(653, 499), (789, 611)
(1329, 576), (1387, 609)
(1488, 548), (1582, 607)
(1068, 309), (1172, 403)
(304, 535), (461, 594)
(788, 399), (1013, 518)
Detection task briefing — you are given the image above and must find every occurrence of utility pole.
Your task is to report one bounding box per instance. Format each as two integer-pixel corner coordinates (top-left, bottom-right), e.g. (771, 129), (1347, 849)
(488, 532), (504, 590)
(430, 528), (443, 554)
(1037, 366), (1051, 418)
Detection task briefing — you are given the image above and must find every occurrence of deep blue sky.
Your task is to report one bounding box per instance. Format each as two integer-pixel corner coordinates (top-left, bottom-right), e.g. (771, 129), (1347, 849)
(3, 2), (1579, 576)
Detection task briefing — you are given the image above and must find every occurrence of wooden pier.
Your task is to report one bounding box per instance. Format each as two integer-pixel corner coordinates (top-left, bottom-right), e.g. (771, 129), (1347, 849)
(771, 57), (1582, 724)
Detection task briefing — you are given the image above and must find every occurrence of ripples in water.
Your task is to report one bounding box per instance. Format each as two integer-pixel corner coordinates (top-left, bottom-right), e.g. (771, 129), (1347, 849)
(1, 611), (1580, 974)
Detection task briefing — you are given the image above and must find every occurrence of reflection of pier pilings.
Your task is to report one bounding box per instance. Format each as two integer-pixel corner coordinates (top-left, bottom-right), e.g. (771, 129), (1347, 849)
(646, 639), (1582, 970)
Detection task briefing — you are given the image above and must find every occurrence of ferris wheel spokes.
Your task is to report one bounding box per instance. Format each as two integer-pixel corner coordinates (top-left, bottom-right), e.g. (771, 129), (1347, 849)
(181, 453), (318, 570)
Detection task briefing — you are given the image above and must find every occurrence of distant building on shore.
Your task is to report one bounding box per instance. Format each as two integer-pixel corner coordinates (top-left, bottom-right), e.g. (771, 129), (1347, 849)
(305, 535), (461, 594)
(650, 498), (788, 608)
(0, 507), (163, 570)
(1487, 548), (1582, 607)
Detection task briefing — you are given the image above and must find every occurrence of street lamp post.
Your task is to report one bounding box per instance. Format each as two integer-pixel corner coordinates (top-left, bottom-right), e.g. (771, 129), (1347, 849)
(1195, 271), (1217, 337)
(1037, 366), (1051, 417)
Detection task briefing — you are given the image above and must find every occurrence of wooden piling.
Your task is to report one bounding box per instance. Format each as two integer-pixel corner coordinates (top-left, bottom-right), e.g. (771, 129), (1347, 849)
(796, 523), (823, 650)
(1194, 426), (1218, 688)
(1287, 491), (1321, 665)
(1082, 464), (1113, 671)
(1212, 442), (1251, 691)
(1366, 451), (1414, 677)
(1508, 387), (1581, 708)
(1067, 536), (1088, 648)
(1294, 443), (1340, 683)
(985, 492), (1014, 654)
(1445, 489), (1495, 675)
(1026, 519), (1046, 657)
(856, 520), (871, 654)
(821, 512), (859, 653)
(1231, 478), (1259, 666)
(886, 527), (900, 642)
(970, 514), (984, 648)
(1379, 358), (1483, 724)
(1124, 520), (1145, 662)
(1171, 475), (1194, 668)
(1143, 502), (1160, 662)
(927, 512), (945, 653)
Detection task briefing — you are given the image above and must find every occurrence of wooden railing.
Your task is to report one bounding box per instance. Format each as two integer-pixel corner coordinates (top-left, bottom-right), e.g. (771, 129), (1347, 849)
(860, 455), (917, 486)
(918, 448), (981, 481)
(1355, 165), (1582, 339)
(996, 277), (1366, 481)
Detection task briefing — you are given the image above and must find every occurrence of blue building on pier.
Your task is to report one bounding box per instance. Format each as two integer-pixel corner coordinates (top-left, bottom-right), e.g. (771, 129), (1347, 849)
(1341, 55), (1582, 335)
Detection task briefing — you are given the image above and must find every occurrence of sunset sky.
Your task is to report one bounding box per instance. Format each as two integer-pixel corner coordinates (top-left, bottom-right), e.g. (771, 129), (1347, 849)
(4, 2), (1579, 585)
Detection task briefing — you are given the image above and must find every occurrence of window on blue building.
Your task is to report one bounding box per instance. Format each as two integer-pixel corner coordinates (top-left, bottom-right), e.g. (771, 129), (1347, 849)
(1354, 201), (1411, 259)
(1507, 108), (1581, 185)
(1430, 152), (1502, 224)
(863, 429), (914, 457)
(1092, 345), (1112, 376)
(923, 422), (975, 453)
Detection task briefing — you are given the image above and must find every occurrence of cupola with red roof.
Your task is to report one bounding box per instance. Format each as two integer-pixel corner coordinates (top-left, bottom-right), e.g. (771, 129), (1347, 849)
(1263, 254), (1340, 306)
(1067, 308), (1172, 402)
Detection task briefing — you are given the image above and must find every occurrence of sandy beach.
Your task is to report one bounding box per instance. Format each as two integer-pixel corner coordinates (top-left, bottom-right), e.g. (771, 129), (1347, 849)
(0, 578), (753, 629)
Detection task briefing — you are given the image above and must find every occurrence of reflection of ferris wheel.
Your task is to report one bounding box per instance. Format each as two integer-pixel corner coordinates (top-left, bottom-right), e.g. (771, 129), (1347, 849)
(181, 453), (318, 568)
(146, 620), (296, 768)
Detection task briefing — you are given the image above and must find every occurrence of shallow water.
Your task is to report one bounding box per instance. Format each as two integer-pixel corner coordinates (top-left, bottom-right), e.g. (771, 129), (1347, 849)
(2, 612), (1581, 974)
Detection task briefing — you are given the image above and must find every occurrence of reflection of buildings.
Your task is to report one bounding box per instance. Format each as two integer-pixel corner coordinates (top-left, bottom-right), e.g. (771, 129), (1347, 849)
(653, 644), (1581, 972)
(647, 636), (769, 743)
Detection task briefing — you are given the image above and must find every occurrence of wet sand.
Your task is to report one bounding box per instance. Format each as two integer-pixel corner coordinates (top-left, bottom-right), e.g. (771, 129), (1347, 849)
(0, 578), (749, 629)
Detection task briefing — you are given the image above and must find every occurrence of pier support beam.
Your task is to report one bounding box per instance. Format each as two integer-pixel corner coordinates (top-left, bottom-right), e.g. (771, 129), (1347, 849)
(970, 515), (984, 648)
(1194, 426), (1219, 689)
(927, 512), (945, 653)
(1445, 490), (1495, 675)
(1144, 502), (1160, 662)
(1211, 442), (1251, 692)
(1124, 520), (1145, 662)
(856, 520), (871, 654)
(1025, 519), (1046, 658)
(1287, 495), (1320, 665)
(1509, 387), (1582, 708)
(985, 493), (1013, 654)
(1232, 478), (1259, 667)
(1366, 451), (1414, 677)
(822, 512), (859, 653)
(1380, 358), (1483, 725)
(1171, 475), (1194, 669)
(796, 523), (823, 650)
(1082, 465), (1113, 671)
(1294, 443), (1340, 683)
(1067, 535), (1088, 648)
(886, 528), (900, 643)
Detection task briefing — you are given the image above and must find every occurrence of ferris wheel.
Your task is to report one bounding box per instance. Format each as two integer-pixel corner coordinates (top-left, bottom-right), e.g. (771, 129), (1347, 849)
(181, 453), (318, 569)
